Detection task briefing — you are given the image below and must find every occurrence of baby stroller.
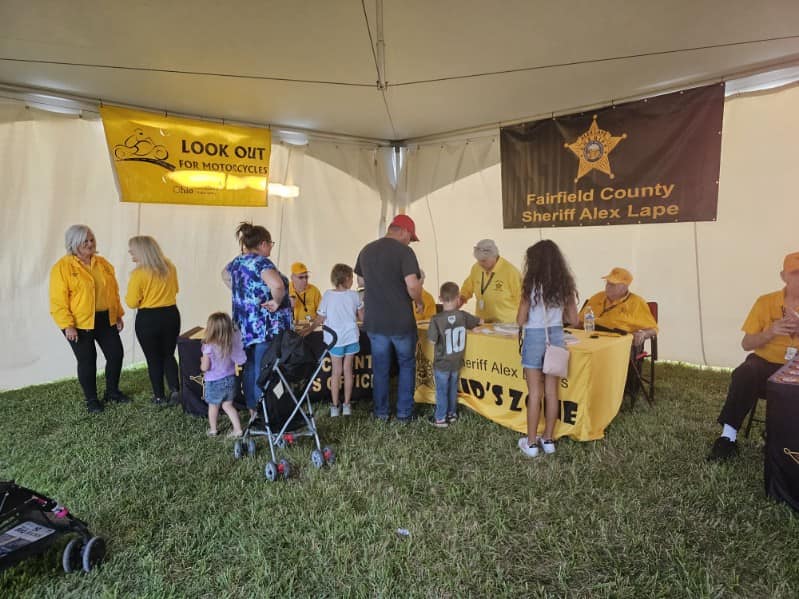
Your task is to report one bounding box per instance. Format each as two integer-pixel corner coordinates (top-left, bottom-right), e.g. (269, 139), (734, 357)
(234, 326), (337, 481)
(0, 480), (106, 573)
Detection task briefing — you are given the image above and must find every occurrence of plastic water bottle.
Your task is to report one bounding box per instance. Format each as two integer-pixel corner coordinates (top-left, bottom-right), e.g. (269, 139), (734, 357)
(584, 307), (595, 334)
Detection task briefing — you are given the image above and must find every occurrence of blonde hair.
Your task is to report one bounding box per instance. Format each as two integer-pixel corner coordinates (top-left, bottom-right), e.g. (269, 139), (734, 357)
(203, 312), (234, 360)
(129, 235), (170, 277)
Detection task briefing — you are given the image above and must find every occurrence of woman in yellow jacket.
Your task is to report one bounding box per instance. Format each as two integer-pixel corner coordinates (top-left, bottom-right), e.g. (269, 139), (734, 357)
(49, 225), (129, 413)
(126, 236), (181, 406)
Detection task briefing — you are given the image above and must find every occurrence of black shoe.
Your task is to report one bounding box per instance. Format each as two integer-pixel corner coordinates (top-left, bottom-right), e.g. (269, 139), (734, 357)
(707, 436), (738, 462)
(86, 399), (104, 414)
(168, 390), (180, 406)
(152, 396), (168, 406)
(396, 414), (417, 424)
(105, 391), (131, 404)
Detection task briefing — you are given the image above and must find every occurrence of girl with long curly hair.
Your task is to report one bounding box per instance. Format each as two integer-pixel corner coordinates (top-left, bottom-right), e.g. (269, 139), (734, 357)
(516, 240), (579, 458)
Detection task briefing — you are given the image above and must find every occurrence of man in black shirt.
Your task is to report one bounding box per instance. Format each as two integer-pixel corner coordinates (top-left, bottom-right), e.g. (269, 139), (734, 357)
(355, 215), (424, 422)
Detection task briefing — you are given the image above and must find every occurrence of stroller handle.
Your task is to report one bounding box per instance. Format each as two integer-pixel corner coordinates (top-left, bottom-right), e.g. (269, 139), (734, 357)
(321, 325), (338, 351)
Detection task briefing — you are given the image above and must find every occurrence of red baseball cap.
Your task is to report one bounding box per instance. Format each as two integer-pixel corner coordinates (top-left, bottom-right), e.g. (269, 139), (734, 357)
(390, 214), (419, 242)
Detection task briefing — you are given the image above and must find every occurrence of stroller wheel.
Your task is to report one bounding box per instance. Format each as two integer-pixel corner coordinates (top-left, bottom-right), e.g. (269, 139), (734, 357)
(246, 439), (257, 456)
(275, 437), (286, 449)
(279, 459), (291, 479)
(310, 449), (325, 469)
(233, 440), (243, 460)
(62, 537), (84, 573)
(81, 536), (106, 573)
(264, 461), (279, 481)
(322, 446), (336, 466)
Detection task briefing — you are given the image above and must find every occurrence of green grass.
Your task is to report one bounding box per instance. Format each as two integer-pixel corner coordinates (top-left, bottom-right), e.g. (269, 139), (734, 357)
(1, 363), (798, 598)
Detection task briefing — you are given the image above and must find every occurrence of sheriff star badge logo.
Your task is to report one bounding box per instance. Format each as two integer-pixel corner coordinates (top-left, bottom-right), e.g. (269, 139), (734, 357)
(564, 115), (626, 183)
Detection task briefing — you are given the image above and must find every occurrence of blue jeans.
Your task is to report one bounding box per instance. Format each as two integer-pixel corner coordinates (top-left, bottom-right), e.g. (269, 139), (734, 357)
(243, 341), (269, 410)
(434, 369), (459, 422)
(368, 331), (418, 420)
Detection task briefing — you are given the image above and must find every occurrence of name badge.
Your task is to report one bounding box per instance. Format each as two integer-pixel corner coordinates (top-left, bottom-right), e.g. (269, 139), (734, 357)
(785, 347), (798, 361)
(478, 299), (485, 310)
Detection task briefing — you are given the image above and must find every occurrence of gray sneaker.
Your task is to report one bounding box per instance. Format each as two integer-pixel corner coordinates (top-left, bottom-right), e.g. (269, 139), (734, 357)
(342, 404), (352, 416)
(330, 405), (341, 417)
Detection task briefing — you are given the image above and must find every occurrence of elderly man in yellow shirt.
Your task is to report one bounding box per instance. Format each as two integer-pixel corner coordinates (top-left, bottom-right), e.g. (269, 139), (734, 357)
(289, 262), (322, 325)
(459, 239), (522, 324)
(708, 252), (799, 462)
(578, 267), (658, 347)
(415, 270), (438, 322)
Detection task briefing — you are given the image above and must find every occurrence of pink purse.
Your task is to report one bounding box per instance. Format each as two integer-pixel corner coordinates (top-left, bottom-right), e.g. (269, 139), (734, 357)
(542, 304), (569, 377)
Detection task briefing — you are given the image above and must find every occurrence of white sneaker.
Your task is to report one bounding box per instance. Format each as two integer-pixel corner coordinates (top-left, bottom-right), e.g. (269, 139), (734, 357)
(539, 438), (556, 455)
(518, 437), (540, 458)
(342, 404), (352, 416)
(330, 405), (341, 417)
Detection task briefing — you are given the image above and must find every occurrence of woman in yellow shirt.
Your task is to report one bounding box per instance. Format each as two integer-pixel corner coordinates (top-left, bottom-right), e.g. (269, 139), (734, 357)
(126, 236), (181, 406)
(49, 225), (128, 413)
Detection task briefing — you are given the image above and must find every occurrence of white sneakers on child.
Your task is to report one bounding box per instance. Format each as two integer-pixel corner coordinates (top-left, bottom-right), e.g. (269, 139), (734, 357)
(539, 438), (556, 455)
(331, 404), (352, 417)
(518, 437), (539, 458)
(518, 437), (556, 457)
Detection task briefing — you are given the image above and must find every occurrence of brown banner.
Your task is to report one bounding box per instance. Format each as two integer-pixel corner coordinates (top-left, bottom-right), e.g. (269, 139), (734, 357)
(500, 84), (724, 228)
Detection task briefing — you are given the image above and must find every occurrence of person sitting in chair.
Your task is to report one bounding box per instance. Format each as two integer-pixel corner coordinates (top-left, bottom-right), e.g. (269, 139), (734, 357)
(707, 252), (799, 461)
(579, 267), (658, 397)
(579, 267), (657, 348)
(289, 262), (322, 326)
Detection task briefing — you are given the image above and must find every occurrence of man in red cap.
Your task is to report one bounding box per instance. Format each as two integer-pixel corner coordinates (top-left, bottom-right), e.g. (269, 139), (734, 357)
(708, 252), (799, 461)
(355, 214), (423, 422)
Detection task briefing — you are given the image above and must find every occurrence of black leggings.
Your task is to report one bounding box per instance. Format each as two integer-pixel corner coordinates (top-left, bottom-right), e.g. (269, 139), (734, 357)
(66, 310), (124, 402)
(135, 305), (181, 398)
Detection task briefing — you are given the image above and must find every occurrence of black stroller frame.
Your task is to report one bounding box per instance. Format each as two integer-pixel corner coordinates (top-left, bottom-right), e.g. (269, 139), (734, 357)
(0, 480), (106, 574)
(234, 326), (338, 481)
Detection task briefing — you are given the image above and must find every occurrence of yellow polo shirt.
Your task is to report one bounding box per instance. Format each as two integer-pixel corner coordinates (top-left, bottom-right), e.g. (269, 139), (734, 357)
(743, 290), (799, 365)
(290, 282), (322, 323)
(460, 257), (522, 323)
(126, 261), (179, 309)
(415, 289), (438, 322)
(579, 291), (658, 333)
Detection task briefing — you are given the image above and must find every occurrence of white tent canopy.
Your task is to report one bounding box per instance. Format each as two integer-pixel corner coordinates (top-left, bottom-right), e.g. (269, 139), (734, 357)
(2, 1), (799, 140)
(1, 2), (799, 390)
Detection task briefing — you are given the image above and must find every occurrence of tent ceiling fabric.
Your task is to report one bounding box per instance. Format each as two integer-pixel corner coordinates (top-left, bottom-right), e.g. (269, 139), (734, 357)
(1, 0), (798, 140)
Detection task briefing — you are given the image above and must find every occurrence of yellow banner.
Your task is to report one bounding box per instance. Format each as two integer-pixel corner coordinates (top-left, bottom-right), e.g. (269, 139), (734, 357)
(415, 326), (632, 441)
(99, 105), (271, 207)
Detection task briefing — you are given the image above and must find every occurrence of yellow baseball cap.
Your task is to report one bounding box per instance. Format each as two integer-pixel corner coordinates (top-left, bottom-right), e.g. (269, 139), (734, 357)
(783, 252), (799, 273)
(602, 267), (633, 286)
(291, 262), (309, 275)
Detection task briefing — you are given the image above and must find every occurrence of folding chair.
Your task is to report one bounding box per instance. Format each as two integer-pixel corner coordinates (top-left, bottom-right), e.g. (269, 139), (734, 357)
(743, 397), (766, 438)
(627, 301), (658, 409)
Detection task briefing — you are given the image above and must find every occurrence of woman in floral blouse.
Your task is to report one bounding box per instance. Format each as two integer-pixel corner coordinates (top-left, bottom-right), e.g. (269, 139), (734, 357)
(222, 222), (293, 419)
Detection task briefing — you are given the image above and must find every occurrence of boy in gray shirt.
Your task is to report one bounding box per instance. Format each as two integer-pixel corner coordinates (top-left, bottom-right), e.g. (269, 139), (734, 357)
(426, 282), (481, 427)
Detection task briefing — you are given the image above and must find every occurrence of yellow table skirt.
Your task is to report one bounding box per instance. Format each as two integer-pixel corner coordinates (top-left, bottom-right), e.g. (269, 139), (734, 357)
(414, 325), (632, 441)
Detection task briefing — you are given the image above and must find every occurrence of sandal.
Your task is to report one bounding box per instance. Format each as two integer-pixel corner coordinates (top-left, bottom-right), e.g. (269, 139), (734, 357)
(206, 429), (218, 437)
